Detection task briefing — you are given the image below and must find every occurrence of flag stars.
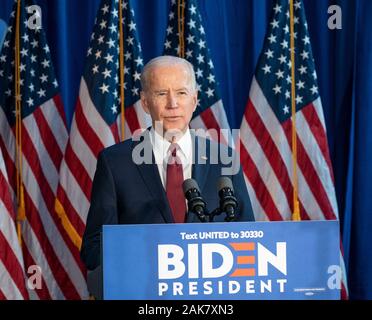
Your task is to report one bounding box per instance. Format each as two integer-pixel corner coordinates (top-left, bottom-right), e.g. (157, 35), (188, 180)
(100, 19), (107, 29)
(19, 63), (26, 72)
(303, 35), (310, 45)
(98, 35), (105, 44)
(111, 105), (118, 114)
(296, 95), (303, 105)
(101, 4), (109, 14)
(283, 105), (290, 114)
(278, 54), (286, 64)
(312, 70), (317, 80)
(196, 54), (204, 64)
(264, 49), (274, 59)
(198, 39), (206, 49)
(43, 45), (50, 53)
(166, 26), (173, 35)
(298, 65), (307, 74)
(186, 34), (195, 44)
(187, 19), (196, 29)
(102, 68), (112, 78)
(296, 80), (305, 90)
(189, 4), (197, 15)
(106, 38), (115, 48)
(294, 1), (301, 10)
(132, 87), (139, 96)
(164, 40), (172, 49)
(301, 50), (309, 60)
(273, 84), (281, 95)
(100, 83), (109, 94)
(27, 97), (34, 107)
(37, 88), (46, 97)
(268, 34), (277, 43)
(40, 74), (48, 83)
(126, 36), (134, 46)
(281, 40), (288, 49)
(310, 85), (318, 95)
(206, 88), (214, 98)
(208, 60), (214, 69)
(186, 49), (193, 58)
(95, 50), (102, 59)
(275, 69), (284, 79)
(109, 24), (117, 33)
(273, 4), (282, 14)
(285, 90), (290, 99)
(128, 21), (136, 31)
(92, 65), (99, 74)
(262, 64), (271, 74)
(271, 20), (279, 29)
(0, 55), (6, 62)
(207, 74), (215, 83)
(195, 68), (203, 78)
(41, 59), (50, 68)
(135, 56), (143, 66)
(124, 52), (132, 60)
(20, 48), (28, 57)
(53, 79), (58, 88)
(104, 53), (114, 64)
(22, 34), (29, 42)
(199, 25), (205, 35)
(133, 71), (141, 81)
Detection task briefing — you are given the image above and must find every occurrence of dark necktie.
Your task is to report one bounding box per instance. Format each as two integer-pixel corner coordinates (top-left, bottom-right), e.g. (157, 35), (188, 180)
(166, 144), (186, 223)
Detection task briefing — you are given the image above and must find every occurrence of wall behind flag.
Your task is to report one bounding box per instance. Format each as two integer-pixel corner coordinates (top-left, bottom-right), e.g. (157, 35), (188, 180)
(0, 0), (371, 299)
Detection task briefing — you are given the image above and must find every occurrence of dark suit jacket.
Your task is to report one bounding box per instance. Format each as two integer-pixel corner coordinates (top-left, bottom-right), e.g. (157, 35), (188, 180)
(81, 129), (254, 270)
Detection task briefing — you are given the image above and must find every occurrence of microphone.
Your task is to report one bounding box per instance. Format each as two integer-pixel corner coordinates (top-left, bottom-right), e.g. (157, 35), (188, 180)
(218, 177), (238, 222)
(182, 179), (208, 222)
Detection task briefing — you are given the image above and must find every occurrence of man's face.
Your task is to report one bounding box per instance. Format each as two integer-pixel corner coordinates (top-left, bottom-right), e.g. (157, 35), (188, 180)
(141, 64), (198, 136)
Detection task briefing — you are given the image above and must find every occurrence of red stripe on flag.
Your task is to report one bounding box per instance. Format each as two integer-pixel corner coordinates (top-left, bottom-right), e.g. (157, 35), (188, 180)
(302, 103), (335, 183)
(32, 108), (63, 170)
(239, 139), (283, 220)
(0, 231), (28, 299)
(23, 189), (80, 299)
(75, 99), (105, 158)
(282, 120), (337, 220)
(19, 124), (86, 282)
(63, 142), (92, 201)
(21, 239), (52, 300)
(56, 186), (86, 238)
(245, 100), (311, 220)
(125, 104), (141, 134)
(0, 289), (6, 300)
(53, 95), (68, 129)
(0, 172), (16, 220)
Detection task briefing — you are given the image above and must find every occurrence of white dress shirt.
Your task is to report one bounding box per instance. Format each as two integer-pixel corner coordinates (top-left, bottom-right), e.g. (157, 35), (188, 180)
(149, 128), (193, 189)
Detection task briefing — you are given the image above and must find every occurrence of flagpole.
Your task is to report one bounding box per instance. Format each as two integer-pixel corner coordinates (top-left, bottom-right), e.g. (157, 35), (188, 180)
(15, 0), (26, 246)
(289, 0), (301, 221)
(119, 0), (125, 141)
(177, 0), (185, 58)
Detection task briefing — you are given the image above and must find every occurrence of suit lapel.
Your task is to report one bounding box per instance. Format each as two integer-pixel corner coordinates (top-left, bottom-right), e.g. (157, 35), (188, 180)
(132, 131), (174, 223)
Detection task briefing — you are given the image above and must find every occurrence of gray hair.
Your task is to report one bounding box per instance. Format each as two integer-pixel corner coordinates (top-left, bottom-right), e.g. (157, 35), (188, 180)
(140, 55), (197, 92)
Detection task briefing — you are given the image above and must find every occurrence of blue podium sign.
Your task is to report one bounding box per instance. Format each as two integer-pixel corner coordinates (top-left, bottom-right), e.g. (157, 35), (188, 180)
(103, 220), (340, 300)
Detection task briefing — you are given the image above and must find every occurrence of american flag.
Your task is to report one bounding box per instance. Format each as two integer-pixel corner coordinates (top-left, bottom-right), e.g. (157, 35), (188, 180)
(163, 0), (231, 143)
(0, 0), (87, 299)
(55, 0), (150, 279)
(239, 0), (348, 298)
(0, 148), (28, 300)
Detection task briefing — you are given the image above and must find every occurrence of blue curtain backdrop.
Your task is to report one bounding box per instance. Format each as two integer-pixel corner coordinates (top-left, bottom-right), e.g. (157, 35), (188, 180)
(0, 0), (371, 300)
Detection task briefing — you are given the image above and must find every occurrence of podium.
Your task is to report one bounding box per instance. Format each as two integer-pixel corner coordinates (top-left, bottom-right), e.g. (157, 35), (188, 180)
(99, 220), (341, 300)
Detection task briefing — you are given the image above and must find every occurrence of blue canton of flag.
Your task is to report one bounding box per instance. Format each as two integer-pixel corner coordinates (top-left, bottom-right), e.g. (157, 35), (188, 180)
(0, 1), (59, 125)
(84, 0), (144, 126)
(163, 0), (231, 140)
(255, 0), (319, 123)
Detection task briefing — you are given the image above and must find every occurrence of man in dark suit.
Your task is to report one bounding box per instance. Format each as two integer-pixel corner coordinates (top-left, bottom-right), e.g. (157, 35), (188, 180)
(81, 56), (254, 271)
